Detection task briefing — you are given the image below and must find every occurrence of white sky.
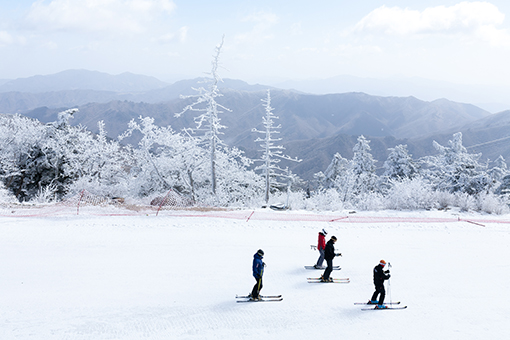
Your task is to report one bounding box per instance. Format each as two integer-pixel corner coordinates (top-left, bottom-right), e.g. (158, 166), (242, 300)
(1, 0), (510, 86)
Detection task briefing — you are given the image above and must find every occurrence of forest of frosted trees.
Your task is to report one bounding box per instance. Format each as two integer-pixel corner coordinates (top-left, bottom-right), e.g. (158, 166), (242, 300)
(1, 107), (510, 214)
(1, 41), (510, 213)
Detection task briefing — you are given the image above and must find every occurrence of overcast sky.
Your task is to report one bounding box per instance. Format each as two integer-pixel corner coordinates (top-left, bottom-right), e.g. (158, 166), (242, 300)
(1, 0), (510, 86)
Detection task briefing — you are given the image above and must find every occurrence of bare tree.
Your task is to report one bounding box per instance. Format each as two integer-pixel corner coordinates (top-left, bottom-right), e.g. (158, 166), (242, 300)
(176, 37), (230, 196)
(252, 89), (301, 204)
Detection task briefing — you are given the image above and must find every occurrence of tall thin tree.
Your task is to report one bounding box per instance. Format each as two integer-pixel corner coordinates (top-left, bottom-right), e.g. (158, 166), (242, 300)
(252, 89), (301, 204)
(176, 37), (230, 196)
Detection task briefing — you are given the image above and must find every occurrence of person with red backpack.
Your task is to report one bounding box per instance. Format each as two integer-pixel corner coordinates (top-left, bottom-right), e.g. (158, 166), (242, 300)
(314, 228), (327, 269)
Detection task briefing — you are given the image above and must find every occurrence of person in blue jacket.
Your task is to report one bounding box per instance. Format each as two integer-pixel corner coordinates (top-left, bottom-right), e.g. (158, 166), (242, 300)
(251, 249), (265, 300)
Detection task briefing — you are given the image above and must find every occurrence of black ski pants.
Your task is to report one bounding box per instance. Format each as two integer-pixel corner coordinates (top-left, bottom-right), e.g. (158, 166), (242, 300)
(323, 258), (334, 280)
(371, 283), (386, 304)
(251, 277), (263, 298)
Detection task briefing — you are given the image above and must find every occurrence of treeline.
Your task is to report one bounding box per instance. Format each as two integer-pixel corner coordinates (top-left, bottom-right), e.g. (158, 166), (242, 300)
(1, 109), (509, 213)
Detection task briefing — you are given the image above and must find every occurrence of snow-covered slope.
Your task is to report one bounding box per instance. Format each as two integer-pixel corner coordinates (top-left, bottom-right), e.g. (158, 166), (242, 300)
(0, 207), (508, 339)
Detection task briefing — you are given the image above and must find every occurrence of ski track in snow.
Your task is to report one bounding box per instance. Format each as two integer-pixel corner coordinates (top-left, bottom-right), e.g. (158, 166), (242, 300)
(0, 208), (509, 339)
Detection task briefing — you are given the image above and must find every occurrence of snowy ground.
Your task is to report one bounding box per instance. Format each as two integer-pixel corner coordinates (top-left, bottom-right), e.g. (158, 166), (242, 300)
(1, 206), (509, 339)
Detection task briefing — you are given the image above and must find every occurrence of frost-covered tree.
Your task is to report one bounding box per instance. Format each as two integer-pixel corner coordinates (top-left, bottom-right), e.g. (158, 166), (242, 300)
(208, 146), (263, 206)
(382, 144), (419, 181)
(0, 110), (100, 201)
(423, 132), (491, 195)
(119, 116), (207, 199)
(317, 136), (379, 203)
(68, 120), (130, 197)
(488, 155), (508, 183)
(44, 109), (91, 198)
(0, 114), (45, 200)
(176, 37), (230, 196)
(317, 152), (349, 189)
(252, 89), (301, 203)
(350, 135), (378, 195)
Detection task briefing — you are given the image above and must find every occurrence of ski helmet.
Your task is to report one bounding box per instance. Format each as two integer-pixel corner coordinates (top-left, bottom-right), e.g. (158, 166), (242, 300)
(257, 249), (264, 256)
(380, 259), (386, 266)
(321, 228), (328, 235)
(331, 236), (337, 241)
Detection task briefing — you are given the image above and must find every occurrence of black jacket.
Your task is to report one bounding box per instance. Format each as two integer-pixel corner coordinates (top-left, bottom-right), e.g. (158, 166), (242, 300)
(324, 239), (336, 261)
(373, 264), (391, 286)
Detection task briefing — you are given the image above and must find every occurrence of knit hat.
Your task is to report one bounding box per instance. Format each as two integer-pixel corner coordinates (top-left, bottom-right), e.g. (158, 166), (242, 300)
(257, 249), (265, 256)
(379, 259), (386, 266)
(331, 236), (337, 241)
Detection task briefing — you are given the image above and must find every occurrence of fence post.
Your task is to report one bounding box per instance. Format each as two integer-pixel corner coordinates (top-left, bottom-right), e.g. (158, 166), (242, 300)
(77, 189), (86, 215)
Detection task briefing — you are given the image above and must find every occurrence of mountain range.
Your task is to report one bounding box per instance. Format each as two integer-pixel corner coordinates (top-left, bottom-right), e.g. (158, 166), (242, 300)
(2, 69), (509, 181)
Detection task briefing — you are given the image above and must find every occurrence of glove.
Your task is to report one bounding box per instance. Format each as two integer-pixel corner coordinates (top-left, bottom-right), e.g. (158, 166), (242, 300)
(384, 270), (390, 274)
(336, 253), (342, 257)
(263, 262), (266, 267)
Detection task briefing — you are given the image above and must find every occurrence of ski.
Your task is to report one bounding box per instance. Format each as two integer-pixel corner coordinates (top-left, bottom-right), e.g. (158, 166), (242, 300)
(236, 297), (283, 303)
(361, 305), (407, 310)
(304, 266), (341, 270)
(235, 294), (282, 299)
(354, 301), (400, 305)
(307, 278), (350, 283)
(307, 277), (349, 281)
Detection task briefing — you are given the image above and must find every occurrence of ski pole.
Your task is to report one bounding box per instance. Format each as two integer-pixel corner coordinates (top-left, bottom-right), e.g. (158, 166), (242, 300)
(387, 262), (392, 304)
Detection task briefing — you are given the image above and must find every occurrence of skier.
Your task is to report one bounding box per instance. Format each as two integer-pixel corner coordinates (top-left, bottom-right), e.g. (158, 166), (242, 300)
(321, 236), (341, 282)
(369, 259), (391, 309)
(251, 249), (266, 300)
(314, 228), (327, 269)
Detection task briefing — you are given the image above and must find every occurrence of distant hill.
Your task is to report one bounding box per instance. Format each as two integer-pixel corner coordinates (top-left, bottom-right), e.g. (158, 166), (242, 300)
(3, 69), (505, 180)
(274, 75), (510, 113)
(0, 77), (272, 113)
(0, 69), (169, 93)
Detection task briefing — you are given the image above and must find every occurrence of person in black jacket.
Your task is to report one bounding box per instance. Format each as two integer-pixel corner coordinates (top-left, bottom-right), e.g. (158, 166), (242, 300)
(369, 259), (391, 308)
(321, 236), (341, 282)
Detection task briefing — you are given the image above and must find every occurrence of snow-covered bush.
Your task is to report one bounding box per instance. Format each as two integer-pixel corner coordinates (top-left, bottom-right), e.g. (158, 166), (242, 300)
(297, 189), (345, 211)
(0, 182), (16, 204)
(384, 177), (436, 210)
(453, 192), (477, 212)
(30, 183), (59, 204)
(476, 192), (509, 214)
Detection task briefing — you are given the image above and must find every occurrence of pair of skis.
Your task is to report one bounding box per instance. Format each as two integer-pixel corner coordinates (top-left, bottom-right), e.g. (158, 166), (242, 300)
(235, 294), (283, 303)
(307, 277), (350, 283)
(304, 265), (341, 270)
(354, 301), (407, 310)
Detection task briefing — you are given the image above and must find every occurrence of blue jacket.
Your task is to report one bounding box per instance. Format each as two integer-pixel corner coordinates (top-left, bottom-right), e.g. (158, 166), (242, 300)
(252, 253), (264, 278)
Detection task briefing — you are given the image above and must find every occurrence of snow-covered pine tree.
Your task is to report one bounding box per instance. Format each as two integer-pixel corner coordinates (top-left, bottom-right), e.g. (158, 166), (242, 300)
(350, 135), (378, 195)
(319, 152), (349, 189)
(175, 37), (230, 196)
(0, 114), (46, 200)
(382, 144), (419, 181)
(252, 89), (301, 204)
(488, 155), (508, 183)
(423, 132), (491, 195)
